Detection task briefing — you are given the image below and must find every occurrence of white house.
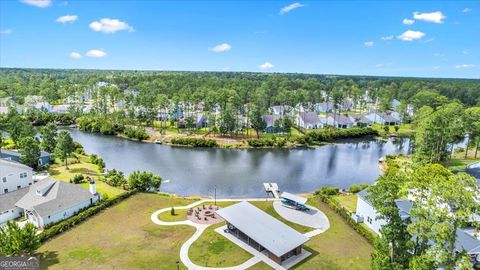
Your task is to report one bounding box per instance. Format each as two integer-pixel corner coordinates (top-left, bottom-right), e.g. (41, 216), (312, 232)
(297, 112), (323, 129)
(348, 114), (373, 127)
(269, 105), (294, 116)
(0, 159), (99, 227)
(365, 112), (400, 126)
(24, 95), (52, 112)
(0, 159), (33, 195)
(314, 102), (334, 113)
(325, 113), (354, 129)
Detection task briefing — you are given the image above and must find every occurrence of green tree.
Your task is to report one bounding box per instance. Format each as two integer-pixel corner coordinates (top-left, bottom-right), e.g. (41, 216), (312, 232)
(250, 107), (266, 138)
(55, 130), (75, 169)
(40, 123), (57, 153)
(19, 137), (41, 169)
(0, 221), (40, 256)
(127, 171), (162, 191)
(463, 107), (480, 158)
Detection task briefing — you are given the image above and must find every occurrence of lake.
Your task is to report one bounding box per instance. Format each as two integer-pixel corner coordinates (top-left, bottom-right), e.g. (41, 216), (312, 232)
(68, 129), (412, 197)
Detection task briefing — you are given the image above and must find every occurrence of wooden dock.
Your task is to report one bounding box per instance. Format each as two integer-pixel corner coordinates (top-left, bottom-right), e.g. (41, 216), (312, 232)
(263, 182), (280, 199)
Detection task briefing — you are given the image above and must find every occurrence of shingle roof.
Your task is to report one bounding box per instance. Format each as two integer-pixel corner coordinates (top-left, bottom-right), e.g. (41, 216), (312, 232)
(349, 114), (371, 124)
(281, 192), (308, 205)
(262, 115), (281, 127)
(15, 178), (96, 217)
(0, 158), (32, 170)
(216, 201), (309, 257)
(1, 149), (50, 158)
(299, 112), (321, 125)
(327, 113), (353, 125)
(0, 187), (30, 212)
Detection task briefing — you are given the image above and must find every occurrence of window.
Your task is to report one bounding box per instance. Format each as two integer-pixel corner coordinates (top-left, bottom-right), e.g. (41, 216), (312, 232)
(17, 185), (21, 189)
(2, 177), (6, 183)
(4, 189), (8, 193)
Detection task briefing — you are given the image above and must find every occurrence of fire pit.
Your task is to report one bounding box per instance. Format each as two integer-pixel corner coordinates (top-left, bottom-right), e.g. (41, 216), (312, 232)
(187, 205), (224, 224)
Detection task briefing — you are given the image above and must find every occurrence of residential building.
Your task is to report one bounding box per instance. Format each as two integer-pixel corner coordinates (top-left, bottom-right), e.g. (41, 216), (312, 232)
(262, 115), (282, 133)
(51, 104), (71, 114)
(216, 201), (309, 266)
(0, 159), (33, 195)
(325, 113), (354, 128)
(269, 105), (293, 116)
(24, 95), (52, 112)
(314, 102), (334, 113)
(196, 114), (208, 128)
(297, 112), (323, 129)
(365, 112), (400, 126)
(348, 114), (373, 127)
(0, 149), (51, 167)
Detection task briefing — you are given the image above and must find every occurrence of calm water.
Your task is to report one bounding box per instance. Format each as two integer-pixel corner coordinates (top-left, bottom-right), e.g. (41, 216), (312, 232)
(68, 129), (412, 197)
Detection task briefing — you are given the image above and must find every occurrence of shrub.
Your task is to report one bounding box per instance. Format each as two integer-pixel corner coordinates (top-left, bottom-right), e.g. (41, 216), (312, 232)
(102, 169), (126, 187)
(170, 137), (218, 147)
(90, 154), (105, 170)
(170, 207), (175, 215)
(71, 174), (85, 184)
(127, 171), (162, 192)
(348, 184), (369, 194)
(313, 187), (339, 196)
(306, 127), (378, 143)
(124, 127), (149, 141)
(247, 138), (275, 147)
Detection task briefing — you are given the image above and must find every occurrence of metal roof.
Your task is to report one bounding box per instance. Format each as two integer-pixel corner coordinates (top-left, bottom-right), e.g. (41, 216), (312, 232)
(216, 201), (309, 257)
(281, 192), (308, 205)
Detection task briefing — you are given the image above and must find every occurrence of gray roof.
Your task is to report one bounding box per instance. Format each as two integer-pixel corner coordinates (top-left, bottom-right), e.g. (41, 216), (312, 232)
(216, 201), (309, 257)
(378, 112), (399, 123)
(299, 112), (321, 125)
(0, 158), (32, 170)
(281, 192), (308, 205)
(0, 149), (51, 158)
(15, 178), (96, 217)
(327, 113), (353, 125)
(262, 115), (281, 128)
(0, 187), (30, 212)
(349, 114), (372, 124)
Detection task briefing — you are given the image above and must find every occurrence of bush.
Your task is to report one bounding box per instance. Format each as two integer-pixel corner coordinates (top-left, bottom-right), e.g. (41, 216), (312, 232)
(170, 137), (218, 147)
(40, 190), (137, 242)
(306, 127), (378, 143)
(71, 174), (85, 184)
(90, 154), (105, 171)
(170, 207), (175, 215)
(127, 171), (162, 192)
(77, 116), (125, 135)
(314, 192), (377, 244)
(348, 183), (369, 194)
(247, 138), (275, 147)
(314, 187), (339, 196)
(102, 169), (126, 187)
(124, 127), (149, 141)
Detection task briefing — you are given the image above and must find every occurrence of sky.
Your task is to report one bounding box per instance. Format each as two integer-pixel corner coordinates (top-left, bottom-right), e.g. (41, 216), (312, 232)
(0, 0), (479, 78)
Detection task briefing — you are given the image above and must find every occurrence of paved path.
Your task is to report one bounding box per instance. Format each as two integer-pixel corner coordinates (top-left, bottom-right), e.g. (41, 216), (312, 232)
(273, 201), (330, 236)
(151, 197), (329, 270)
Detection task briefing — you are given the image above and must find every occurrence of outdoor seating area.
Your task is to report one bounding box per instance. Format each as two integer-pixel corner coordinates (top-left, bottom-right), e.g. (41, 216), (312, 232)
(187, 204), (224, 224)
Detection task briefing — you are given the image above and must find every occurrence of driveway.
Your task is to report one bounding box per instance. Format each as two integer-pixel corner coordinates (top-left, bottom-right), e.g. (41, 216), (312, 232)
(273, 200), (330, 232)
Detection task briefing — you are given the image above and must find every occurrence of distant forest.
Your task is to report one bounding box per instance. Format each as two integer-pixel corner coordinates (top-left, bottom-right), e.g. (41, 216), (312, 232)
(0, 68), (479, 108)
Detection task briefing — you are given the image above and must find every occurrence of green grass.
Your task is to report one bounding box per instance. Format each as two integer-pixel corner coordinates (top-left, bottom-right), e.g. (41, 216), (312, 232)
(39, 193), (198, 270)
(290, 198), (373, 270)
(447, 148), (480, 171)
(48, 154), (125, 198)
(372, 123), (414, 137)
(332, 195), (358, 212)
(250, 201), (313, 234)
(248, 261), (274, 269)
(189, 222), (253, 267)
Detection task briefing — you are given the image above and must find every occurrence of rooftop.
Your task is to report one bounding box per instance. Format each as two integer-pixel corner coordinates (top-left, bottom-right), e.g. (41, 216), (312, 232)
(216, 201), (309, 257)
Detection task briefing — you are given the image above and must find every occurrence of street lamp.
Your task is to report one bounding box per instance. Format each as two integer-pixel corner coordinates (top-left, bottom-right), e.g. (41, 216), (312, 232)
(214, 186), (217, 206)
(176, 260), (180, 270)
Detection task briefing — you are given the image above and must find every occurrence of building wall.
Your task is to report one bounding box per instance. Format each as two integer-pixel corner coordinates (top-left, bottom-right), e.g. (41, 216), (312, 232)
(30, 195), (99, 227)
(0, 207), (23, 225)
(0, 162), (33, 195)
(356, 196), (385, 235)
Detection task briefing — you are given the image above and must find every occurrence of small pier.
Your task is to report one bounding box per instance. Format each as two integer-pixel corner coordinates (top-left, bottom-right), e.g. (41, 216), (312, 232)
(263, 182), (280, 199)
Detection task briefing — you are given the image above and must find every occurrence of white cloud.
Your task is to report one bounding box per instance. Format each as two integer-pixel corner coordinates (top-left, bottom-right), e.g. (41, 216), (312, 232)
(397, 30), (425, 41)
(413, 11), (446, 24)
(20, 0), (51, 8)
(364, 41), (374, 47)
(462, 8), (472, 13)
(258, 62), (274, 70)
(463, 50), (468, 54)
(280, 2), (304, 15)
(0, 29), (12, 34)
(455, 64), (476, 69)
(402, 18), (415, 25)
(56, 15), (78, 24)
(89, 18), (134, 33)
(381, 35), (394, 41)
(70, 52), (82, 59)
(85, 49), (107, 58)
(208, 43), (232, 53)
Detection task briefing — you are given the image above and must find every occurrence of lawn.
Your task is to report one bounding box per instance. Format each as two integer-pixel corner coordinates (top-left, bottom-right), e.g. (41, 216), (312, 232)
(248, 262), (274, 269)
(372, 123), (414, 137)
(38, 193), (197, 270)
(447, 148), (480, 171)
(48, 154), (125, 198)
(332, 194), (358, 212)
(291, 198), (373, 270)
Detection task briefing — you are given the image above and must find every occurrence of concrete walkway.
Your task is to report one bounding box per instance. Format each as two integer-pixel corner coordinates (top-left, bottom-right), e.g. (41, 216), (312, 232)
(273, 201), (330, 234)
(150, 197), (329, 270)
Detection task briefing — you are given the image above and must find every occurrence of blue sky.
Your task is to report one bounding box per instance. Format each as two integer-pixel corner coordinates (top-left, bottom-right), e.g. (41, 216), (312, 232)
(0, 0), (478, 78)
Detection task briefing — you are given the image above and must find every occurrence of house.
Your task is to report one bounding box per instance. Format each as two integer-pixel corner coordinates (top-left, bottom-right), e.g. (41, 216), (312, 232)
(297, 112), (322, 129)
(0, 159), (34, 195)
(51, 104), (71, 114)
(390, 99), (401, 109)
(262, 115), (281, 133)
(348, 114), (373, 127)
(216, 201), (309, 266)
(365, 112), (400, 126)
(325, 113), (354, 128)
(0, 149), (51, 167)
(196, 114), (208, 128)
(269, 105), (294, 116)
(340, 98), (354, 111)
(355, 190), (480, 264)
(123, 89), (139, 97)
(24, 95), (52, 112)
(314, 102), (334, 113)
